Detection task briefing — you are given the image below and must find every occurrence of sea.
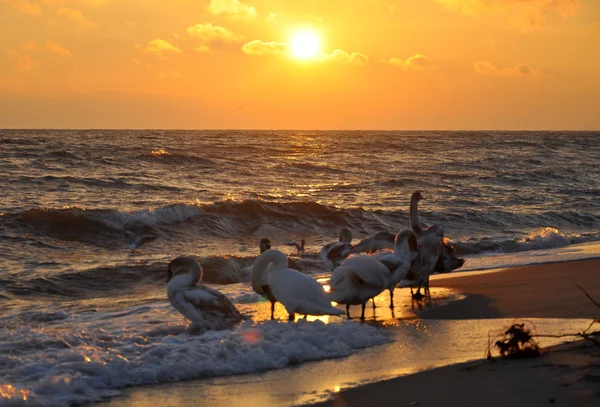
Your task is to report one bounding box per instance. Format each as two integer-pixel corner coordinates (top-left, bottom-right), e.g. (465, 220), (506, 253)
(0, 130), (599, 406)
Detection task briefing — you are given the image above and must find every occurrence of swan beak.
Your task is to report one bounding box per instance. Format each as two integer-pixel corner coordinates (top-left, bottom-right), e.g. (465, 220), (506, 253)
(167, 269), (173, 283)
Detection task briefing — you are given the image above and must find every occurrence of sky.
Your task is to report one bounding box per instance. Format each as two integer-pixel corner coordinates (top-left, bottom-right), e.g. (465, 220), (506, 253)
(0, 0), (599, 130)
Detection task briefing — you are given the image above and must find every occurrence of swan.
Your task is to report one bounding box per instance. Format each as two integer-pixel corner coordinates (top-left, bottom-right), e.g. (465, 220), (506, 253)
(284, 239), (305, 254)
(320, 227), (353, 270)
(373, 229), (419, 308)
(328, 254), (390, 319)
(167, 256), (243, 331)
(409, 191), (465, 273)
(405, 224), (445, 299)
(248, 238), (279, 319)
(350, 231), (396, 254)
(254, 249), (344, 320)
(125, 231), (157, 252)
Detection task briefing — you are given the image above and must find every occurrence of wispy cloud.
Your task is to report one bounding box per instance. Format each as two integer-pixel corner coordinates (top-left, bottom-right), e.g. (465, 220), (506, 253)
(241, 40), (287, 56)
(144, 39), (181, 58)
(187, 22), (241, 51)
(383, 53), (437, 71)
(57, 7), (96, 27)
(46, 40), (72, 57)
(474, 60), (545, 79)
(207, 0), (257, 19)
(5, 48), (36, 70)
(324, 49), (368, 65)
(11, 0), (42, 15)
(436, 0), (581, 29)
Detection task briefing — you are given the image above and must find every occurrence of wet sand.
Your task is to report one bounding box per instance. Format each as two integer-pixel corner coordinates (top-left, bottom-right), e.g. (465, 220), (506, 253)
(311, 258), (600, 407)
(424, 258), (600, 319)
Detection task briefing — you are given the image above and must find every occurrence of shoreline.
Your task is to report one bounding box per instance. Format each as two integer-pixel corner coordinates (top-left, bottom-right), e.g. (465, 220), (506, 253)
(308, 257), (600, 406)
(424, 258), (600, 319)
(310, 338), (600, 407)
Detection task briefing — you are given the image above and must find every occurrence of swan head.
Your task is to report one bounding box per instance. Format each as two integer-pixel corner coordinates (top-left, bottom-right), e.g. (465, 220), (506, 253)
(411, 191), (424, 202)
(339, 227), (352, 243)
(259, 238), (271, 254)
(167, 256), (202, 283)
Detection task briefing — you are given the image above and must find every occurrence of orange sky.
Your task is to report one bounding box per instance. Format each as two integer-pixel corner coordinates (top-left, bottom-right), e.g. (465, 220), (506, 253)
(1, 0), (599, 129)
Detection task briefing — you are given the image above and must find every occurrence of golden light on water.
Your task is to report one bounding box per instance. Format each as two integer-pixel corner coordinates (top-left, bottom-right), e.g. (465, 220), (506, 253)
(0, 384), (31, 401)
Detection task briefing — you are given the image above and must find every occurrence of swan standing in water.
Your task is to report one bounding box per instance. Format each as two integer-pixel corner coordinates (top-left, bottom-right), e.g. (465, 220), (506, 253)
(320, 227), (353, 270)
(248, 238), (279, 319)
(406, 224), (445, 299)
(254, 249), (344, 321)
(373, 229), (419, 308)
(167, 256), (243, 331)
(328, 254), (390, 320)
(410, 191), (465, 273)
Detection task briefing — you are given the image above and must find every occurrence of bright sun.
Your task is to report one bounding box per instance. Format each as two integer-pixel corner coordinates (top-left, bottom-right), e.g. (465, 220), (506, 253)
(290, 31), (320, 60)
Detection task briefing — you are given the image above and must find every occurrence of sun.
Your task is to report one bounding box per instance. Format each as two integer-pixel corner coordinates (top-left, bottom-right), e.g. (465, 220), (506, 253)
(290, 31), (320, 60)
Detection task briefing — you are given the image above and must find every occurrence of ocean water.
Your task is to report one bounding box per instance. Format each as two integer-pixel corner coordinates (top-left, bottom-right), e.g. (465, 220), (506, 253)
(1, 130), (599, 406)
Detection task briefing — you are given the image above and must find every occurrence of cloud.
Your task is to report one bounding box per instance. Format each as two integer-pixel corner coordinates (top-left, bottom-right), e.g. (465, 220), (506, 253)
(384, 53), (437, 71)
(241, 40), (287, 56)
(474, 60), (545, 79)
(20, 41), (43, 52)
(207, 0), (257, 19)
(11, 0), (42, 15)
(324, 49), (368, 65)
(186, 22), (241, 51)
(46, 40), (72, 57)
(5, 48), (36, 70)
(436, 0), (581, 28)
(144, 39), (181, 58)
(57, 6), (96, 27)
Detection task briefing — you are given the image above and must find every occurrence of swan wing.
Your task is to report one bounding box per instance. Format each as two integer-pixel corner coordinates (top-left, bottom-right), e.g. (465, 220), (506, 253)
(326, 241), (352, 260)
(350, 232), (395, 254)
(340, 255), (389, 289)
(183, 286), (242, 319)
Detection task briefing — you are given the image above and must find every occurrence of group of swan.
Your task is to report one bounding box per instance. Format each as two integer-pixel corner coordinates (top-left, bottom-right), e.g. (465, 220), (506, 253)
(166, 190), (463, 328)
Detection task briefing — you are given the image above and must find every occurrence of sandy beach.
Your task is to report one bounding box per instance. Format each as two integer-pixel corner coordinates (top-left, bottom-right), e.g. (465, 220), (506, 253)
(311, 258), (600, 407)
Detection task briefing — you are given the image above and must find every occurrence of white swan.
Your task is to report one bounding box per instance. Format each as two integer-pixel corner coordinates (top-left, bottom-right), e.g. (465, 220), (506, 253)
(254, 249), (344, 320)
(373, 229), (419, 308)
(320, 227), (353, 270)
(409, 191), (465, 273)
(167, 256), (243, 331)
(249, 238), (278, 319)
(406, 224), (445, 299)
(328, 254), (390, 319)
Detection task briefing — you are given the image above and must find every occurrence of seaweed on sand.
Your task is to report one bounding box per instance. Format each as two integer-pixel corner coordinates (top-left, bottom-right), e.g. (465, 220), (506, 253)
(494, 323), (541, 358)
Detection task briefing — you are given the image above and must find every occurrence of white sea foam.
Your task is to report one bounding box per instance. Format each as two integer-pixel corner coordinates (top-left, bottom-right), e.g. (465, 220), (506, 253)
(0, 319), (390, 407)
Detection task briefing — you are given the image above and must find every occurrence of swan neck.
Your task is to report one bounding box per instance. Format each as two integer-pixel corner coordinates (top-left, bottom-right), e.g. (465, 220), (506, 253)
(410, 196), (424, 234)
(252, 250), (288, 287)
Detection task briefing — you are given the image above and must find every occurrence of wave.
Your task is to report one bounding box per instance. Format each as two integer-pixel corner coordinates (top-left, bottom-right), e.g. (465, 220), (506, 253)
(454, 227), (600, 256)
(0, 320), (390, 407)
(141, 149), (216, 166)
